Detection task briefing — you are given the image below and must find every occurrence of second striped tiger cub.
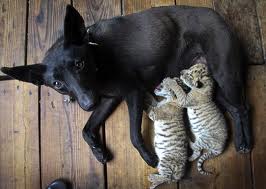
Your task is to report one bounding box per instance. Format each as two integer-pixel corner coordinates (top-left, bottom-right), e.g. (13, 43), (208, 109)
(164, 63), (227, 175)
(144, 78), (188, 189)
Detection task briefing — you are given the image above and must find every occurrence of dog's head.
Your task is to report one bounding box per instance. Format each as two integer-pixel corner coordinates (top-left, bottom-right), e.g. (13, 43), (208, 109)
(1, 5), (99, 111)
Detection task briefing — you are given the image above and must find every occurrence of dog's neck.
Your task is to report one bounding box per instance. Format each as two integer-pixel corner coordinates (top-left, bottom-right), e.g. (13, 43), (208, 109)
(86, 28), (99, 46)
(85, 27), (99, 46)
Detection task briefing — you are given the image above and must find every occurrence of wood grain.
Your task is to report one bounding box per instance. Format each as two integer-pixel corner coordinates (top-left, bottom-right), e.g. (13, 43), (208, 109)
(123, 0), (152, 14)
(0, 0), (27, 75)
(27, 0), (104, 188)
(248, 65), (266, 189)
(175, 0), (212, 7)
(213, 0), (264, 64)
(124, 0), (175, 14)
(256, 0), (266, 62)
(152, 0), (176, 7)
(0, 81), (40, 189)
(73, 0), (121, 25)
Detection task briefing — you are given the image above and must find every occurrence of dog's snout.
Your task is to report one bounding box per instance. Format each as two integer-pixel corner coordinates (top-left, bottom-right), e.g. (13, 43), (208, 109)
(180, 70), (185, 76)
(78, 93), (98, 111)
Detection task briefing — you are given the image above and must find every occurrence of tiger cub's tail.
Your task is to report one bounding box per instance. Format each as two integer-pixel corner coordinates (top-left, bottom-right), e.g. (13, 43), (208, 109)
(197, 151), (218, 175)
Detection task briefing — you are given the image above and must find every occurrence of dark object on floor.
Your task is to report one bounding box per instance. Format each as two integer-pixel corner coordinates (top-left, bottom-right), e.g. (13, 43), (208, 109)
(46, 179), (71, 189)
(0, 5), (252, 167)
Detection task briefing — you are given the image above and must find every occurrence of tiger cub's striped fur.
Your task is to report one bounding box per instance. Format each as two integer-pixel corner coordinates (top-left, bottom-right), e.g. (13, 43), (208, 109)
(145, 78), (187, 189)
(164, 63), (227, 175)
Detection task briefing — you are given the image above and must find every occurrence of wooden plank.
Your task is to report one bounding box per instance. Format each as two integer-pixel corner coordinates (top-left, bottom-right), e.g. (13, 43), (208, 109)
(74, 0), (121, 25)
(256, 0), (266, 62)
(0, 0), (27, 75)
(124, 0), (153, 13)
(175, 0), (212, 7)
(27, 1), (105, 188)
(106, 1), (177, 189)
(152, 0), (176, 7)
(248, 65), (266, 189)
(124, 0), (175, 13)
(213, 0), (264, 64)
(0, 81), (40, 189)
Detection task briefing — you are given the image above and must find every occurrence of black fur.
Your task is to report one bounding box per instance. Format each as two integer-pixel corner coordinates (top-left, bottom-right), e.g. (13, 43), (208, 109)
(1, 5), (252, 167)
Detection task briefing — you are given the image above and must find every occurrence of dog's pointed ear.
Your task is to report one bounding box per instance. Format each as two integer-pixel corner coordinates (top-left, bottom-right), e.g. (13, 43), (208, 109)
(1, 64), (46, 85)
(64, 5), (86, 47)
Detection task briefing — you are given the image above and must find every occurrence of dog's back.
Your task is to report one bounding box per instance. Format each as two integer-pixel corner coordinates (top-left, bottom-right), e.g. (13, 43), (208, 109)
(89, 6), (237, 91)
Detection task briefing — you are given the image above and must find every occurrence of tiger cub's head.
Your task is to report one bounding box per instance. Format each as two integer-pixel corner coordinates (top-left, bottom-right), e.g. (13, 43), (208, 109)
(154, 78), (176, 100)
(180, 63), (210, 89)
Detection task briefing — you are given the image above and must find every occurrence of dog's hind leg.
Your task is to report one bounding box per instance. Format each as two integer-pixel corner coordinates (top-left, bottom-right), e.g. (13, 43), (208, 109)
(216, 92), (252, 153)
(82, 97), (122, 163)
(126, 90), (159, 168)
(207, 32), (252, 153)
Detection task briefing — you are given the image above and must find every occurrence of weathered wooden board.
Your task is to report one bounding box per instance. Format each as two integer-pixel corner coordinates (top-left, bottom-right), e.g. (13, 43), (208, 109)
(256, 0), (266, 62)
(175, 0), (212, 7)
(213, 0), (264, 64)
(0, 0), (27, 75)
(106, 1), (177, 189)
(152, 0), (176, 7)
(27, 0), (104, 188)
(74, 0), (121, 24)
(124, 0), (175, 13)
(124, 0), (153, 13)
(248, 66), (266, 189)
(0, 81), (40, 189)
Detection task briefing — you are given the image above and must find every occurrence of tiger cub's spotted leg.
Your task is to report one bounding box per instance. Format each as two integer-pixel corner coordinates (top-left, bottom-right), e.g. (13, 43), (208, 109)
(148, 174), (168, 189)
(188, 141), (201, 161)
(189, 150), (201, 162)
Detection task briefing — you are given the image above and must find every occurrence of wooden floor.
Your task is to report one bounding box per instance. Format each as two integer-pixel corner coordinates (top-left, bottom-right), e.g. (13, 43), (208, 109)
(0, 0), (265, 189)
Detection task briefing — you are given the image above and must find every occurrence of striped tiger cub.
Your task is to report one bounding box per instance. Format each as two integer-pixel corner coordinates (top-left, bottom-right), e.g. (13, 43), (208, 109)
(164, 63), (227, 175)
(144, 78), (187, 189)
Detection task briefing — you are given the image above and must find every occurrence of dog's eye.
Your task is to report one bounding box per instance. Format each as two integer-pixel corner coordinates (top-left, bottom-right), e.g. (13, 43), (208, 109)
(53, 81), (63, 89)
(75, 60), (84, 71)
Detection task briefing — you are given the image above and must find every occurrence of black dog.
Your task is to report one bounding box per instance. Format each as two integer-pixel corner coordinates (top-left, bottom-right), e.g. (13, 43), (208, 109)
(1, 5), (251, 167)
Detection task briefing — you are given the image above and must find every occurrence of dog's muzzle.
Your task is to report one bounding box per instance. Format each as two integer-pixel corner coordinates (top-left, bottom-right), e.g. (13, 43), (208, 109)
(76, 93), (99, 111)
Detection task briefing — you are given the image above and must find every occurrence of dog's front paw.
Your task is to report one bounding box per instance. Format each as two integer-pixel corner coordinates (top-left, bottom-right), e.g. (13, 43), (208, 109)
(92, 147), (113, 164)
(236, 145), (251, 154)
(145, 152), (158, 168)
(234, 133), (252, 154)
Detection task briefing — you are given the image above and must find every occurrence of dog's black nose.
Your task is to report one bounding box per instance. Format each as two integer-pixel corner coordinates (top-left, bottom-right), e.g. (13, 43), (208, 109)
(1, 67), (10, 74)
(80, 101), (95, 111)
(78, 94), (97, 111)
